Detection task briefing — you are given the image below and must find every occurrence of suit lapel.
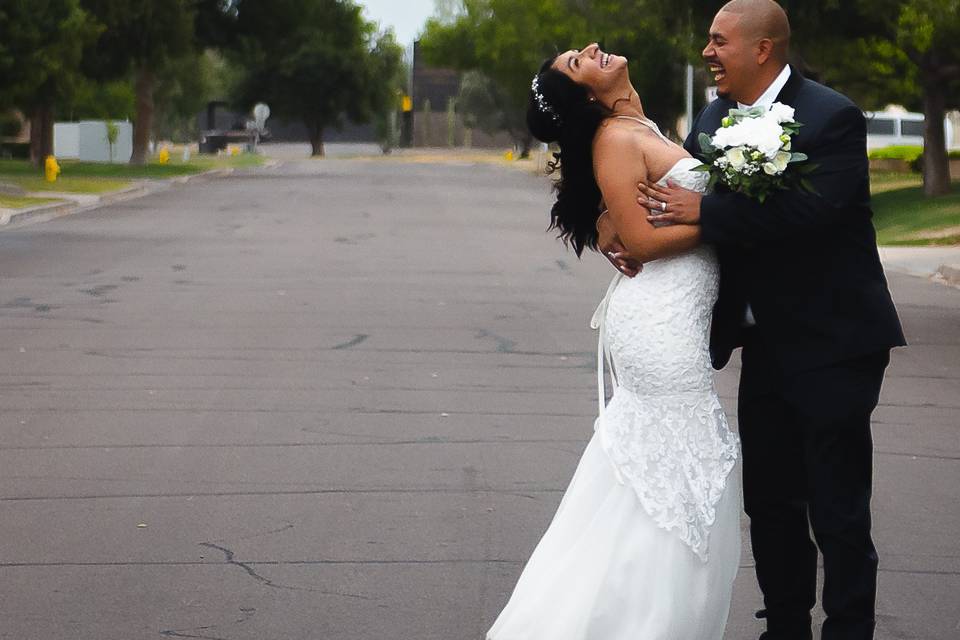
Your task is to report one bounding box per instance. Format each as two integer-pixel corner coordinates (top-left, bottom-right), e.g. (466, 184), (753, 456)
(774, 65), (805, 106)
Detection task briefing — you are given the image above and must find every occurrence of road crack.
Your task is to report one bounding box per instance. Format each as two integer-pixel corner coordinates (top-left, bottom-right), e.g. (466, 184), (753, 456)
(199, 542), (372, 600)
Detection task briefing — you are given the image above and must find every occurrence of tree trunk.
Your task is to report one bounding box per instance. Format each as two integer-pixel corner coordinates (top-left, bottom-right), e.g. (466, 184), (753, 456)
(921, 78), (951, 197)
(309, 122), (325, 157)
(131, 66), (155, 165)
(519, 133), (532, 159)
(28, 104), (55, 170)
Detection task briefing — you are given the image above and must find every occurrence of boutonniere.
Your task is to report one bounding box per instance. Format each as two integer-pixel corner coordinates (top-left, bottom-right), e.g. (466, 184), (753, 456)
(695, 102), (817, 203)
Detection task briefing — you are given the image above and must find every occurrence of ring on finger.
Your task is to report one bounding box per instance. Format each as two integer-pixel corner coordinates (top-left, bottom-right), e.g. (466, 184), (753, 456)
(660, 200), (667, 212)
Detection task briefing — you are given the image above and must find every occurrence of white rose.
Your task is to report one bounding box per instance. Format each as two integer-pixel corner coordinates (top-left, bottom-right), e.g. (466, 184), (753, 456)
(763, 162), (780, 175)
(713, 112), (786, 159)
(725, 147), (747, 169)
(772, 151), (792, 172)
(769, 102), (795, 123)
(755, 118), (787, 158)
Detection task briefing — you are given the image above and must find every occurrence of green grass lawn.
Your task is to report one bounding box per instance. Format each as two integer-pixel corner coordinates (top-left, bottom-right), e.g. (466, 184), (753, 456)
(0, 152), (265, 185)
(870, 174), (959, 246)
(2, 175), (132, 194)
(0, 194), (64, 209)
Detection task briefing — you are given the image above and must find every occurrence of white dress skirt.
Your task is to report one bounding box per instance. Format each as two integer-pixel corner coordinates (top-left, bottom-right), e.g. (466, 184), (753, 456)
(487, 158), (742, 639)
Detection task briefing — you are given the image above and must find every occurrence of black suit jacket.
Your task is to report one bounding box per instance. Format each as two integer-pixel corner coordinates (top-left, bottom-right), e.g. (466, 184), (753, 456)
(683, 67), (906, 373)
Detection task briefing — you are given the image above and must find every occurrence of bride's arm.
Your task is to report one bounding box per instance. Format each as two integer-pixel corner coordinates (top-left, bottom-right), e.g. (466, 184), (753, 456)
(593, 127), (700, 263)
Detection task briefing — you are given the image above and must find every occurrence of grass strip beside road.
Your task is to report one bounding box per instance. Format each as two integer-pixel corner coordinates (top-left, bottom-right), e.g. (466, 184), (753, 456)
(871, 178), (960, 246)
(0, 153), (265, 196)
(3, 175), (132, 194)
(0, 194), (64, 209)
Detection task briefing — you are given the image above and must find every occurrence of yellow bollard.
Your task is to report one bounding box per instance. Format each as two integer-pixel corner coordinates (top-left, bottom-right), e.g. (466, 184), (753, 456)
(158, 147), (170, 165)
(504, 150), (514, 161)
(44, 155), (60, 182)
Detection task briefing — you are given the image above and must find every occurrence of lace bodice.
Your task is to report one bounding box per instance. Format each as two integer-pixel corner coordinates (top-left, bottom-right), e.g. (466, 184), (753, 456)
(590, 157), (739, 561)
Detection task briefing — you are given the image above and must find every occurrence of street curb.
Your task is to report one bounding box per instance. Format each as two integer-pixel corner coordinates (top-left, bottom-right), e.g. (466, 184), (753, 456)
(934, 264), (960, 288)
(0, 167), (234, 230)
(0, 200), (76, 227)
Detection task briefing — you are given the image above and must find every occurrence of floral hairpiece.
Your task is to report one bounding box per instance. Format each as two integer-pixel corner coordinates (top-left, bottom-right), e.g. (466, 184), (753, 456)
(531, 75), (562, 126)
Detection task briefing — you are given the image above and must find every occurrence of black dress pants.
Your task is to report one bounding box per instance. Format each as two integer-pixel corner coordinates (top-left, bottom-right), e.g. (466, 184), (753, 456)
(738, 333), (889, 640)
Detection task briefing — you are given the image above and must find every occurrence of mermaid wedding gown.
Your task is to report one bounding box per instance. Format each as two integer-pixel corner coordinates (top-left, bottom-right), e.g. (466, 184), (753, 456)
(487, 153), (742, 640)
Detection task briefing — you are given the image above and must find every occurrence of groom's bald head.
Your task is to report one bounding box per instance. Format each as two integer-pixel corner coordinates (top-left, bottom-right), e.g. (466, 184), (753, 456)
(719, 0), (791, 62)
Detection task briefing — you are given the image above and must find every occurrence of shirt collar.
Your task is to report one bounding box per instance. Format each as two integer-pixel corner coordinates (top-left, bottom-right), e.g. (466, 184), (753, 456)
(738, 65), (791, 109)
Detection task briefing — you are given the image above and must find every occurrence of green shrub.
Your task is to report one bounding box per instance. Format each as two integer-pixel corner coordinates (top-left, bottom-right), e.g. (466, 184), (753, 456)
(0, 112), (22, 138)
(869, 145), (960, 173)
(0, 142), (30, 159)
(868, 145), (924, 162)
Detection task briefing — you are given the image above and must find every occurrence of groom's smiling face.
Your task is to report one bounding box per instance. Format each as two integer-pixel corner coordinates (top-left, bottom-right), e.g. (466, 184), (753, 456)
(703, 11), (754, 102)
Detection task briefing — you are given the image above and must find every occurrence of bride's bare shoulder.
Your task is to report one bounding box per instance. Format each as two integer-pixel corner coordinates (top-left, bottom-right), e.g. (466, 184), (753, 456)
(593, 119), (648, 158)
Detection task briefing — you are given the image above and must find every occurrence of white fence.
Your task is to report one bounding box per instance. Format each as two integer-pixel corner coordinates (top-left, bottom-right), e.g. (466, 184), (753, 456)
(54, 120), (133, 162)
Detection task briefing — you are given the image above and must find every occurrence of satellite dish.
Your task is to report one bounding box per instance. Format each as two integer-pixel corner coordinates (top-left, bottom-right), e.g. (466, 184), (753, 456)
(253, 103), (270, 130)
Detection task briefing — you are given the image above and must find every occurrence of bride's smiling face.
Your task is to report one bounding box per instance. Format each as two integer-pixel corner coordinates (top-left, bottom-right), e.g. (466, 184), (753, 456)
(552, 43), (628, 96)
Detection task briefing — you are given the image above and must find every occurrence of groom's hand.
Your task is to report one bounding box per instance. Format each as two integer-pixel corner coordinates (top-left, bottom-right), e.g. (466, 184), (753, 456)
(597, 213), (642, 277)
(639, 180), (702, 225)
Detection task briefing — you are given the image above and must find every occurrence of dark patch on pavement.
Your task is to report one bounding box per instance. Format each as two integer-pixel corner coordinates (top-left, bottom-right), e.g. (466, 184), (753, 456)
(79, 284), (119, 297)
(160, 626), (229, 640)
(332, 334), (369, 350)
(333, 233), (376, 245)
(476, 329), (517, 353)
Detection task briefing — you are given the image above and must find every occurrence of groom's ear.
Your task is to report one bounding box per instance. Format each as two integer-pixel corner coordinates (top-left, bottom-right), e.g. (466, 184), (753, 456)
(755, 38), (774, 66)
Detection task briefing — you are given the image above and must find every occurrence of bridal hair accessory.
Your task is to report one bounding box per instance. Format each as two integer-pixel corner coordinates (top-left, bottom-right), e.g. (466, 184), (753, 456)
(531, 75), (562, 126)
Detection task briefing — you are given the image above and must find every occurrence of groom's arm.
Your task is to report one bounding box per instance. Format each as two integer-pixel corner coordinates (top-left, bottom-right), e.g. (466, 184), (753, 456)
(698, 105), (870, 247)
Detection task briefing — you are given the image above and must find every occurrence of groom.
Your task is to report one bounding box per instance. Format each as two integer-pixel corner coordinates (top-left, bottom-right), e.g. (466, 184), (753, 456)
(598, 1), (905, 639)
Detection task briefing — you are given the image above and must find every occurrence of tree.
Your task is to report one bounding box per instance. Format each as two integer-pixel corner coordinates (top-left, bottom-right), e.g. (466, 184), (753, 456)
(81, 0), (197, 164)
(153, 49), (240, 142)
(759, 0), (959, 196)
(229, 0), (403, 157)
(0, 0), (99, 167)
(419, 1), (695, 155)
(676, 0), (958, 197)
(849, 0), (959, 196)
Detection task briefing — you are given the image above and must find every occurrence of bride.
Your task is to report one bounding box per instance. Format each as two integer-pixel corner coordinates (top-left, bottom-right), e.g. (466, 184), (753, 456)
(486, 44), (742, 639)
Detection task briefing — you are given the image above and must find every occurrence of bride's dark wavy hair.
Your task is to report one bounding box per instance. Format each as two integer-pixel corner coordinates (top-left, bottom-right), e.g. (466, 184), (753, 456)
(527, 56), (612, 257)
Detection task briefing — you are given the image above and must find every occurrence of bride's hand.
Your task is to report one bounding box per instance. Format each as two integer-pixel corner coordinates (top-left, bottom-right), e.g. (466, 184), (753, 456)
(638, 180), (702, 225)
(597, 212), (642, 277)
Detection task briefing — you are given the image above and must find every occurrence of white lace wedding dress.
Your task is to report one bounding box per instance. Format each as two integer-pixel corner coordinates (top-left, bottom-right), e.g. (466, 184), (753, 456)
(487, 154), (742, 640)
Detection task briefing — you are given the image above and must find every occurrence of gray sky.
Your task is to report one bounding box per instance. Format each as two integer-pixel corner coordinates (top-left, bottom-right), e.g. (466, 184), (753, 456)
(358, 0), (438, 46)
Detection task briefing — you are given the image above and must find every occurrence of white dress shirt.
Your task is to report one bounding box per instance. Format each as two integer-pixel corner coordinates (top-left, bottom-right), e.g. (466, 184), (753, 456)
(734, 64), (791, 327)
(738, 64), (791, 110)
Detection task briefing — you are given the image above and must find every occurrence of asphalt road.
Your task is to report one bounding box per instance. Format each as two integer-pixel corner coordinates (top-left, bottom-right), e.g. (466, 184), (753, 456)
(1, 158), (957, 640)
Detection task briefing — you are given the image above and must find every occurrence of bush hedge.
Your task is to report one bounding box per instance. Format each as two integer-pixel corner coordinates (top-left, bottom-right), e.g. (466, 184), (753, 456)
(868, 145), (960, 173)
(0, 142), (30, 159)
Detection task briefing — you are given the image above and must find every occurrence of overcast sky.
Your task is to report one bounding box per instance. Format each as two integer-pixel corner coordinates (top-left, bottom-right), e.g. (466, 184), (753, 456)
(358, 0), (438, 46)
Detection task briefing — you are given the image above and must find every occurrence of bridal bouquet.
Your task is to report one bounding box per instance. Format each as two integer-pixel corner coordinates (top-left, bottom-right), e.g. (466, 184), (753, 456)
(695, 102), (816, 203)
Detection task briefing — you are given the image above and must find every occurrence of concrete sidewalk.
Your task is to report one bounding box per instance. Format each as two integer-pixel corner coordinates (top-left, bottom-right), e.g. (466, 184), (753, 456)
(879, 245), (960, 285)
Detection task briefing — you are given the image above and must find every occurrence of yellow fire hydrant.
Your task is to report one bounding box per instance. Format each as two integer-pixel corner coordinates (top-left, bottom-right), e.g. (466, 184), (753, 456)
(44, 155), (60, 183)
(158, 147), (170, 165)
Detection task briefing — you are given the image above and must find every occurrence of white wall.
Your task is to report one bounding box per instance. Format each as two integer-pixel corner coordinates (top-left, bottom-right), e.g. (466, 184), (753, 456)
(54, 120), (133, 162)
(53, 123), (80, 158)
